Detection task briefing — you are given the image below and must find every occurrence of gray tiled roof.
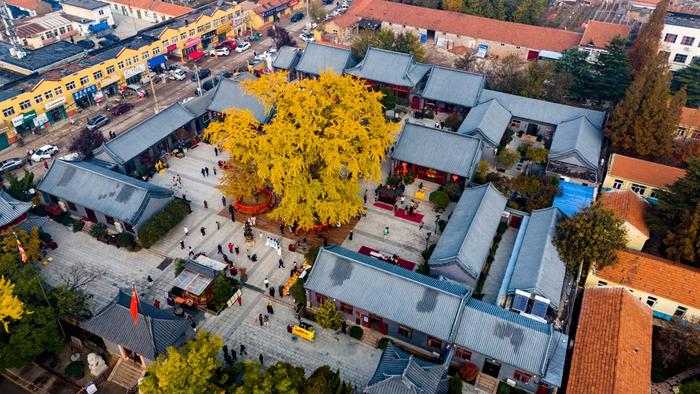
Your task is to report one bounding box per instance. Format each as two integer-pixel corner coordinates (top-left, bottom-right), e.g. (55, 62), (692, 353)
(346, 47), (431, 87)
(0, 41), (85, 71)
(391, 122), (482, 178)
(365, 343), (449, 394)
(508, 207), (566, 308)
(478, 89), (606, 128)
(420, 66), (485, 107)
(548, 116), (603, 170)
(93, 103), (195, 164)
(37, 160), (172, 226)
(455, 298), (567, 386)
(0, 190), (32, 227)
(457, 99), (512, 147)
(82, 289), (191, 360)
(429, 183), (507, 279)
(78, 36), (156, 67)
(272, 46), (300, 70)
(61, 0), (108, 10)
(304, 246), (470, 340)
(295, 42), (355, 76)
(207, 75), (268, 122)
(182, 88), (215, 117)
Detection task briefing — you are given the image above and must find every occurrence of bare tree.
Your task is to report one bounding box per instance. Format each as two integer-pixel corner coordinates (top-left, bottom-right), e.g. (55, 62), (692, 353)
(57, 264), (107, 291)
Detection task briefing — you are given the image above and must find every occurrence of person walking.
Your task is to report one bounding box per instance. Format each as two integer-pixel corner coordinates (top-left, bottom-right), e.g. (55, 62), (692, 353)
(228, 204), (234, 215)
(221, 196), (226, 207)
(293, 261), (298, 270)
(279, 224), (284, 234)
(201, 168), (206, 177)
(258, 313), (263, 326)
(364, 190), (368, 204)
(222, 345), (232, 365)
(214, 147), (219, 156)
(203, 200), (208, 209)
(384, 226), (390, 240)
(200, 226), (206, 236)
(228, 242), (234, 254)
(258, 353), (264, 365)
(213, 167), (217, 175)
(234, 245), (240, 255)
(217, 244), (223, 254)
(263, 277), (269, 288)
(188, 246), (194, 257)
(278, 258), (284, 268)
(184, 226), (189, 236)
(216, 220), (221, 230)
(240, 344), (247, 355)
(204, 167), (209, 176)
(231, 210), (235, 222)
(263, 315), (269, 326)
(349, 230), (353, 240)
(269, 286), (275, 297)
(230, 348), (237, 362)
(266, 302), (274, 315)
(180, 239), (185, 249)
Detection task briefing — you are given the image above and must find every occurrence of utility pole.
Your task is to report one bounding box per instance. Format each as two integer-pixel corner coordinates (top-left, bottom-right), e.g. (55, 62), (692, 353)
(194, 64), (202, 96)
(149, 72), (159, 113)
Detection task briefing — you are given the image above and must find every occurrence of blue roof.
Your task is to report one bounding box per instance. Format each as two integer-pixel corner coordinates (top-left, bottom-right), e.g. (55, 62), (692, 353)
(295, 42), (354, 76)
(366, 342), (448, 393)
(552, 181), (595, 217)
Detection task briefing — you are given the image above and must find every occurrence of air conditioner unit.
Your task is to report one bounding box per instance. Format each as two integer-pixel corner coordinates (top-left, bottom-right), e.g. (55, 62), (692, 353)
(506, 379), (516, 387)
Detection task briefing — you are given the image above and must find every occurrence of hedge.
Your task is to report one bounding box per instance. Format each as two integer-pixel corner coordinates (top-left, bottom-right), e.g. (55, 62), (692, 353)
(138, 199), (190, 248)
(348, 325), (363, 340)
(429, 191), (449, 211)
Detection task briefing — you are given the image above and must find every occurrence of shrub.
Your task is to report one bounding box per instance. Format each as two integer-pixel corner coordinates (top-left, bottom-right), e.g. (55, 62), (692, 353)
(90, 223), (107, 239)
(116, 232), (134, 248)
(38, 231), (52, 243)
(441, 181), (463, 202)
(379, 87), (397, 110)
(174, 258), (186, 277)
(403, 172), (415, 184)
(64, 360), (85, 379)
(438, 219), (447, 232)
(348, 325), (363, 340)
(305, 246), (320, 265)
(72, 220), (85, 232)
(498, 128), (515, 150)
(137, 199), (190, 248)
(448, 373), (463, 394)
(386, 175), (400, 186)
(416, 263), (430, 276)
(290, 279), (307, 305)
(210, 276), (237, 311)
(422, 244), (436, 262)
(424, 110), (435, 119)
(315, 300), (343, 329)
(444, 112), (463, 130)
(458, 362), (479, 383)
(377, 337), (390, 349)
(429, 191), (449, 211)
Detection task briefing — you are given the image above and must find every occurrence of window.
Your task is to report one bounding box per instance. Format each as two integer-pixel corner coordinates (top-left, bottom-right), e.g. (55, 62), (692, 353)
(664, 33), (678, 43)
(649, 189), (658, 199)
(189, 29), (195, 36)
(204, 22), (211, 30)
(162, 39), (169, 46)
(339, 302), (353, 314)
(80, 76), (90, 86)
(34, 95), (43, 104)
(117, 61), (125, 69)
(65, 81), (76, 91)
(631, 184), (647, 195)
(674, 54), (688, 63)
(44, 91), (53, 100)
(106, 65), (115, 74)
(221, 16), (226, 23)
(398, 325), (412, 338)
(597, 280), (608, 286)
(214, 19), (219, 27)
(2, 107), (15, 117)
(180, 33), (187, 40)
(153, 47), (161, 55)
(455, 348), (471, 361)
(513, 370), (532, 384)
(59, 26), (66, 34)
(426, 336), (442, 349)
(171, 36), (178, 43)
(105, 215), (115, 225)
(126, 59), (132, 66)
(681, 36), (695, 46)
(315, 294), (328, 304)
(93, 70), (103, 80)
(54, 87), (62, 95)
(678, 127), (687, 138)
(612, 179), (623, 189)
(66, 201), (77, 211)
(99, 9), (104, 15)
(197, 26), (204, 33)
(142, 51), (149, 59)
(674, 306), (688, 318)
(132, 56), (138, 63)
(646, 296), (658, 307)
(19, 100), (31, 110)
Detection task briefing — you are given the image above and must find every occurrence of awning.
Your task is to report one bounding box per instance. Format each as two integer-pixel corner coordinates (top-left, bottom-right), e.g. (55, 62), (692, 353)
(187, 50), (204, 60)
(147, 54), (166, 68)
(538, 50), (563, 60)
(89, 21), (109, 33)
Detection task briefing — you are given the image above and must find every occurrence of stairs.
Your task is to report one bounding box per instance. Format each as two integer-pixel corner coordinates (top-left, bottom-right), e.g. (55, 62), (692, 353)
(475, 373), (499, 394)
(360, 327), (384, 348)
(108, 358), (144, 389)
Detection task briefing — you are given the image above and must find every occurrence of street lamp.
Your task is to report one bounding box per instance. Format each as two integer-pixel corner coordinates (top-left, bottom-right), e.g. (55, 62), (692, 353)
(425, 232), (431, 248)
(435, 214), (441, 235)
(193, 64), (203, 96)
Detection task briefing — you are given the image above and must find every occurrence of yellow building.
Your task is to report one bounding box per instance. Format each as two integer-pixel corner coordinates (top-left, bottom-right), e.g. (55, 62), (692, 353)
(586, 249), (700, 321)
(602, 153), (686, 201)
(0, 2), (256, 148)
(598, 190), (650, 251)
(251, 0), (305, 27)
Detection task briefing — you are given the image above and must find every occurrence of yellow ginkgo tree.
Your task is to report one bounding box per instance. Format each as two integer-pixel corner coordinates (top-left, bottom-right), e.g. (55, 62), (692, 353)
(0, 275), (27, 332)
(206, 71), (397, 229)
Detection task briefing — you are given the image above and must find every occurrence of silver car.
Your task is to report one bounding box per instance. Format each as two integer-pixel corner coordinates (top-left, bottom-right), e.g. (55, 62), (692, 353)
(0, 157), (24, 172)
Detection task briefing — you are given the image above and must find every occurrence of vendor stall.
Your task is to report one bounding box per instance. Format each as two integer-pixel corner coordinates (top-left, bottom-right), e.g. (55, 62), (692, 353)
(170, 256), (227, 307)
(375, 184), (405, 205)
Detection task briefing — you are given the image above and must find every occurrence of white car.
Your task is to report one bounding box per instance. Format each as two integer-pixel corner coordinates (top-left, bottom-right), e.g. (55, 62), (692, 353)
(235, 42), (251, 53)
(210, 47), (230, 56)
(59, 152), (80, 161)
(300, 33), (315, 43)
(31, 144), (59, 162)
(168, 69), (187, 81)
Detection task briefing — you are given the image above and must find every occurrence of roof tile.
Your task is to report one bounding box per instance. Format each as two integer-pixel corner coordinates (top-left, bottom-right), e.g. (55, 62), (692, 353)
(681, 107), (700, 129)
(580, 21), (631, 48)
(599, 190), (650, 236)
(607, 154), (686, 189)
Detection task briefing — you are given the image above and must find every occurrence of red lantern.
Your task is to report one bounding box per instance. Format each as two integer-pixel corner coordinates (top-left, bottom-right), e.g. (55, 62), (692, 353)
(452, 175), (459, 182)
(401, 162), (408, 176)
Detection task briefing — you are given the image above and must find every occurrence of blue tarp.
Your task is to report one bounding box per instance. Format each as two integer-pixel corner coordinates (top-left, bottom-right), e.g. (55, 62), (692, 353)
(553, 181), (595, 217)
(147, 54), (166, 68)
(89, 21), (110, 33)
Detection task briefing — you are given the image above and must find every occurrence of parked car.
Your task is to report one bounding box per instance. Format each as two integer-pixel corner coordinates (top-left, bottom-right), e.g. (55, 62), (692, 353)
(110, 103), (134, 116)
(210, 47), (230, 56)
(125, 84), (148, 97)
(31, 145), (59, 162)
(191, 68), (211, 81)
(86, 114), (109, 130)
(59, 152), (80, 161)
(215, 71), (233, 81)
(0, 157), (24, 172)
(103, 33), (120, 42)
(217, 40), (237, 49)
(75, 39), (95, 49)
(234, 41), (251, 52)
(201, 79), (218, 91)
(291, 12), (304, 22)
(168, 69), (187, 80)
(98, 40), (112, 47)
(300, 32), (314, 42)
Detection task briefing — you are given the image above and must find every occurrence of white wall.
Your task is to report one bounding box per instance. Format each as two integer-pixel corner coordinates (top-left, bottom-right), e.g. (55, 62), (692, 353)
(661, 23), (700, 70)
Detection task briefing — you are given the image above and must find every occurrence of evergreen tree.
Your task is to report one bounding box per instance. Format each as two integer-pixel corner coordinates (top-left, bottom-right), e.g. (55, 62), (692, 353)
(512, 0), (545, 24)
(671, 58), (700, 108)
(556, 49), (593, 101)
(591, 37), (632, 104)
(464, 0), (483, 16)
(494, 0), (507, 20)
(628, 0), (666, 73)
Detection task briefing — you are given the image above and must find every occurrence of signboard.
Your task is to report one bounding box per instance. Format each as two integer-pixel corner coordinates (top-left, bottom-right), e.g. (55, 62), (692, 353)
(232, 16), (246, 27)
(99, 74), (121, 87)
(33, 113), (49, 128)
(72, 84), (97, 100)
(11, 115), (24, 127)
(216, 24), (231, 34)
(44, 96), (66, 110)
(185, 37), (201, 48)
(123, 63), (146, 79)
(262, 4), (286, 17)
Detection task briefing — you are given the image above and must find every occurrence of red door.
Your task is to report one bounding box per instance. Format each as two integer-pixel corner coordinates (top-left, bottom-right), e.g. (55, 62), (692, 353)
(411, 95), (420, 110)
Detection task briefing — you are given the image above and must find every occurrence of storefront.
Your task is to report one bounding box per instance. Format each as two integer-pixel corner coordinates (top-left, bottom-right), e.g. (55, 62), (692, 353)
(147, 54), (167, 72)
(201, 31), (216, 49)
(262, 4), (288, 24)
(72, 84), (98, 109)
(44, 96), (67, 124)
(10, 110), (37, 136)
(123, 63), (146, 85)
(99, 74), (122, 97)
(216, 24), (231, 42)
(184, 37), (203, 61)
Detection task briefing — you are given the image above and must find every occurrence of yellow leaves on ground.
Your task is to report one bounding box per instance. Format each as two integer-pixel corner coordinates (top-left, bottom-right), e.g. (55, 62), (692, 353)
(205, 71), (398, 229)
(0, 275), (27, 333)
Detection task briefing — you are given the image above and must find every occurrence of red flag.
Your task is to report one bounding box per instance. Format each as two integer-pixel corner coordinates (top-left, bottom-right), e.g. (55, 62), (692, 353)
(14, 233), (27, 263)
(130, 286), (140, 326)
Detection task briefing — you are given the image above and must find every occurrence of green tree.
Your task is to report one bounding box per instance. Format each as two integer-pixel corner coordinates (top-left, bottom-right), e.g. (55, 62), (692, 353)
(591, 37), (632, 104)
(495, 148), (519, 169)
(351, 29), (425, 62)
(680, 381), (700, 394)
(448, 373), (463, 394)
(464, 0), (483, 15)
(5, 169), (34, 201)
(525, 146), (549, 163)
(556, 49), (593, 101)
(304, 365), (353, 394)
(235, 361), (305, 394)
(554, 204), (627, 276)
(650, 158), (700, 263)
(315, 300), (343, 329)
(379, 87), (397, 110)
(628, 0), (666, 73)
(498, 174), (559, 212)
(512, 0), (545, 24)
(140, 331), (223, 394)
(672, 58), (700, 108)
(206, 72), (396, 229)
